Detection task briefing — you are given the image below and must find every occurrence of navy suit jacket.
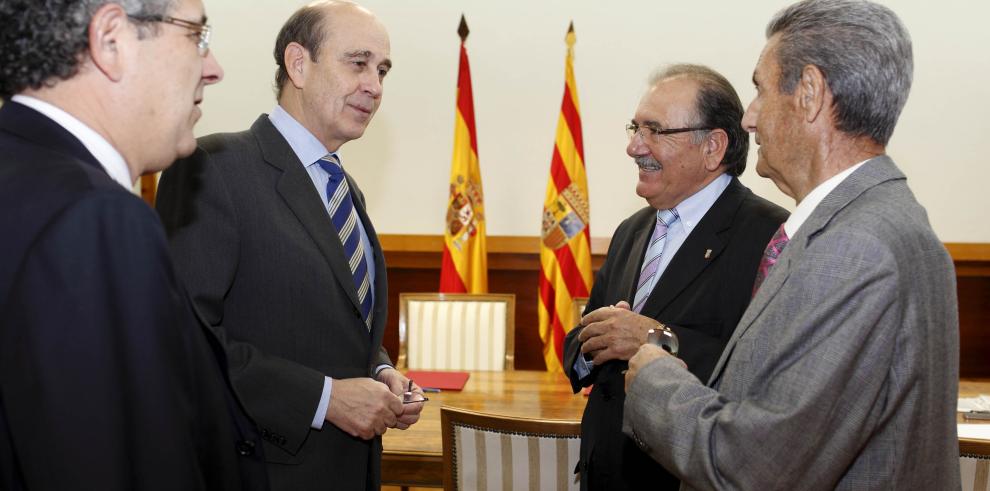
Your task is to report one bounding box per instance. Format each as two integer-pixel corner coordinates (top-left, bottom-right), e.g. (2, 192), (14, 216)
(0, 101), (268, 490)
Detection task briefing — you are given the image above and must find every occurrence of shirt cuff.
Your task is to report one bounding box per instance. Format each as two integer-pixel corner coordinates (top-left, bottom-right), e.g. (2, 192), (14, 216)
(573, 354), (593, 380)
(311, 376), (332, 430)
(373, 364), (393, 379)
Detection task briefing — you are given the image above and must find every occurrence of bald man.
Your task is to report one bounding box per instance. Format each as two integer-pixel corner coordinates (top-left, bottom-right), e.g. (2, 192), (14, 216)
(157, 2), (422, 489)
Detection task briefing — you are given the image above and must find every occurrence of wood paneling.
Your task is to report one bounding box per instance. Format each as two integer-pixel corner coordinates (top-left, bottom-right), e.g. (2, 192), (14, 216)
(959, 277), (990, 377)
(382, 235), (990, 376)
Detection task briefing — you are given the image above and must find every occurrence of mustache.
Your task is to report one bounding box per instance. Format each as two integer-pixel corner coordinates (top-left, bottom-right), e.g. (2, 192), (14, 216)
(635, 156), (662, 171)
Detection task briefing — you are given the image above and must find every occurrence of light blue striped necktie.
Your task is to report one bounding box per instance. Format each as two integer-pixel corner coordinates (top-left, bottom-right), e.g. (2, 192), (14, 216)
(632, 209), (679, 313)
(317, 154), (373, 330)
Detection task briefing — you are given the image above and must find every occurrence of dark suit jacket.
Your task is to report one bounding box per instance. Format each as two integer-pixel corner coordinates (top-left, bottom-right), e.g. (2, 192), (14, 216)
(0, 101), (267, 490)
(156, 115), (392, 491)
(563, 177), (787, 490)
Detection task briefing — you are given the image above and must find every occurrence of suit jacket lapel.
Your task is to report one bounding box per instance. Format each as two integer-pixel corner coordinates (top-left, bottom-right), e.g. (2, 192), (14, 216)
(639, 178), (745, 318)
(250, 116), (364, 314)
(347, 174), (388, 339)
(706, 157), (905, 385)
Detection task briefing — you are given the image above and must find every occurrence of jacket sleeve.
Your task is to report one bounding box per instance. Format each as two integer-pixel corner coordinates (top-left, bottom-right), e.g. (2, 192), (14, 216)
(622, 232), (906, 490)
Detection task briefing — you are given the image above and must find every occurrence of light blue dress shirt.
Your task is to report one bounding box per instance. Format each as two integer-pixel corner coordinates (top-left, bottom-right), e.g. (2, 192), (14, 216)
(268, 105), (381, 429)
(573, 172), (732, 378)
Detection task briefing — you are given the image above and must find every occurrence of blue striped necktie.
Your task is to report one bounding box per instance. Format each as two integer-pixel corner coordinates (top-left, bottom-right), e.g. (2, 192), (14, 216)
(317, 154), (373, 330)
(632, 209), (679, 313)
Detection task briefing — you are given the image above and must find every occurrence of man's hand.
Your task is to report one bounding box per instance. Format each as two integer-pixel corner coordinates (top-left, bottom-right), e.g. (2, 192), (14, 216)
(577, 300), (663, 364)
(324, 377), (403, 440)
(625, 343), (688, 391)
(376, 367), (425, 429)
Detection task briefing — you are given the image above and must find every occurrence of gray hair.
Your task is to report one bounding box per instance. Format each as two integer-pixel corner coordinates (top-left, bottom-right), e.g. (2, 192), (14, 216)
(767, 0), (913, 146)
(0, 0), (175, 98)
(649, 63), (749, 176)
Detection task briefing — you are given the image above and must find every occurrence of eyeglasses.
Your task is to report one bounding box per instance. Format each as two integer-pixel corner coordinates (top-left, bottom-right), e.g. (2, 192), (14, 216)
(129, 14), (212, 57)
(626, 122), (714, 144)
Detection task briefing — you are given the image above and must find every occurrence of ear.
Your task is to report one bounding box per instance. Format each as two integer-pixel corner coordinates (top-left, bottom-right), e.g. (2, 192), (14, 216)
(87, 3), (130, 82)
(284, 42), (310, 90)
(797, 64), (827, 123)
(701, 128), (728, 172)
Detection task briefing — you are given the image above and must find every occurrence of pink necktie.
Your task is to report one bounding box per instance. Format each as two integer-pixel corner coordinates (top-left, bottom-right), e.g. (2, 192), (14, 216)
(752, 223), (789, 296)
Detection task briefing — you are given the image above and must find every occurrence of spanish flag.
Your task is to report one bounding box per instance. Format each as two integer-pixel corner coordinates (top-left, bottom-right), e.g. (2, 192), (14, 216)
(440, 15), (488, 294)
(538, 22), (592, 371)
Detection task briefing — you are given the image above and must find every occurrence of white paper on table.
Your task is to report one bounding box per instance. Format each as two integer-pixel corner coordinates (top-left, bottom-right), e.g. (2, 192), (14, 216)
(958, 395), (990, 412)
(958, 424), (990, 441)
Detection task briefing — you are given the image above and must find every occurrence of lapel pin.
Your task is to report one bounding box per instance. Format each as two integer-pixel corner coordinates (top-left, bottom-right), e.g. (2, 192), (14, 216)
(704, 249), (712, 259)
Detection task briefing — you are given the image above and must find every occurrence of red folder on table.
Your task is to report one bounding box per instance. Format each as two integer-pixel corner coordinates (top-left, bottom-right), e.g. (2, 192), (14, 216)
(404, 370), (470, 391)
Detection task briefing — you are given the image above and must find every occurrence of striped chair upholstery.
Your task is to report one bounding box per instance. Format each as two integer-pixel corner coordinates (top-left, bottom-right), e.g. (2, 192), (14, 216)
(962, 455), (989, 491)
(441, 407), (581, 491)
(962, 438), (990, 491)
(398, 293), (515, 371)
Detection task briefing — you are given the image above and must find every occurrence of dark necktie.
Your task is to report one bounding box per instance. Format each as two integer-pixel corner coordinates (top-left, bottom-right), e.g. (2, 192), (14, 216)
(752, 223), (789, 296)
(317, 154), (372, 330)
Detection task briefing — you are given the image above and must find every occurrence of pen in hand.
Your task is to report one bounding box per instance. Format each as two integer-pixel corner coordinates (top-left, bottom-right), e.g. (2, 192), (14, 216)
(403, 379), (429, 404)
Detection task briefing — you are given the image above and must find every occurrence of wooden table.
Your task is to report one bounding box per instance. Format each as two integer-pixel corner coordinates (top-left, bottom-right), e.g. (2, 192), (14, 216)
(382, 375), (990, 487)
(381, 370), (587, 487)
(959, 378), (990, 456)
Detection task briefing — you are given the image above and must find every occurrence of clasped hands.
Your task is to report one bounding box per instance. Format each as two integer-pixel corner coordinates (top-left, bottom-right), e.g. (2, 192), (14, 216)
(578, 301), (686, 392)
(324, 367), (425, 440)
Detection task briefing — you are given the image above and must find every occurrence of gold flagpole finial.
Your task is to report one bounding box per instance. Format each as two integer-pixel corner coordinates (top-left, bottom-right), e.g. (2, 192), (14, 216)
(565, 21), (576, 47)
(458, 14), (470, 42)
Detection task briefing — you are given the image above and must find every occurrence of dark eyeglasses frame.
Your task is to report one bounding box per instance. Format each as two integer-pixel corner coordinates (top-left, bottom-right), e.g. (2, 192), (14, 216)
(129, 14), (211, 57)
(626, 122), (715, 143)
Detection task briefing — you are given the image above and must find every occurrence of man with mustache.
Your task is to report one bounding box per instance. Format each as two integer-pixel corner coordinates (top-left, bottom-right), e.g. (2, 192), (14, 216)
(623, 1), (960, 489)
(0, 0), (268, 489)
(563, 64), (787, 490)
(156, 1), (423, 489)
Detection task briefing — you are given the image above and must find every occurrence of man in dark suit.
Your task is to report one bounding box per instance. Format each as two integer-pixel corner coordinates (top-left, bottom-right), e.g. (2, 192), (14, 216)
(0, 0), (267, 489)
(623, 1), (959, 489)
(563, 64), (787, 490)
(156, 2), (424, 489)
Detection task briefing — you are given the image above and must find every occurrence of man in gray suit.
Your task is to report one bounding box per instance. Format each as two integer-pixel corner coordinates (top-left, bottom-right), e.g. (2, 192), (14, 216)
(622, 0), (960, 489)
(156, 1), (424, 489)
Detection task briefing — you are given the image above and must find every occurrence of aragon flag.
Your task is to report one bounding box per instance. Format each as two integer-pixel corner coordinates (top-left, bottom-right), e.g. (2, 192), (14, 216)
(538, 22), (592, 371)
(440, 15), (488, 294)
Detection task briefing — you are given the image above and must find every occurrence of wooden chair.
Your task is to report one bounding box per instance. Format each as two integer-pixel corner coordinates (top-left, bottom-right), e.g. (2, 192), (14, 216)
(398, 293), (515, 371)
(961, 438), (990, 491)
(441, 406), (581, 491)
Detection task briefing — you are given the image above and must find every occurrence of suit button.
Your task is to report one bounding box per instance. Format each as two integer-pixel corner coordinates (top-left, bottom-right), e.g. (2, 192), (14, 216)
(236, 440), (256, 456)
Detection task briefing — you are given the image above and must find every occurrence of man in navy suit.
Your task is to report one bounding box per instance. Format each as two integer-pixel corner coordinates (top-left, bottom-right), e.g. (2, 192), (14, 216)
(0, 0), (267, 489)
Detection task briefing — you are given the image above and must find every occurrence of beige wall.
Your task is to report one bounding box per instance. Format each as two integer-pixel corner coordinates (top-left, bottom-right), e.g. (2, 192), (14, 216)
(195, 0), (990, 242)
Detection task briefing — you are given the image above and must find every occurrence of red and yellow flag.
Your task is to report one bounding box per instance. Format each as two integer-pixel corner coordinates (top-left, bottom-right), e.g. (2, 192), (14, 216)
(538, 23), (592, 371)
(440, 15), (488, 293)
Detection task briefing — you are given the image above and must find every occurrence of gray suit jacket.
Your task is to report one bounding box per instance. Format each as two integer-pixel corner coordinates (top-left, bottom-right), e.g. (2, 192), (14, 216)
(157, 115), (392, 491)
(623, 157), (960, 490)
